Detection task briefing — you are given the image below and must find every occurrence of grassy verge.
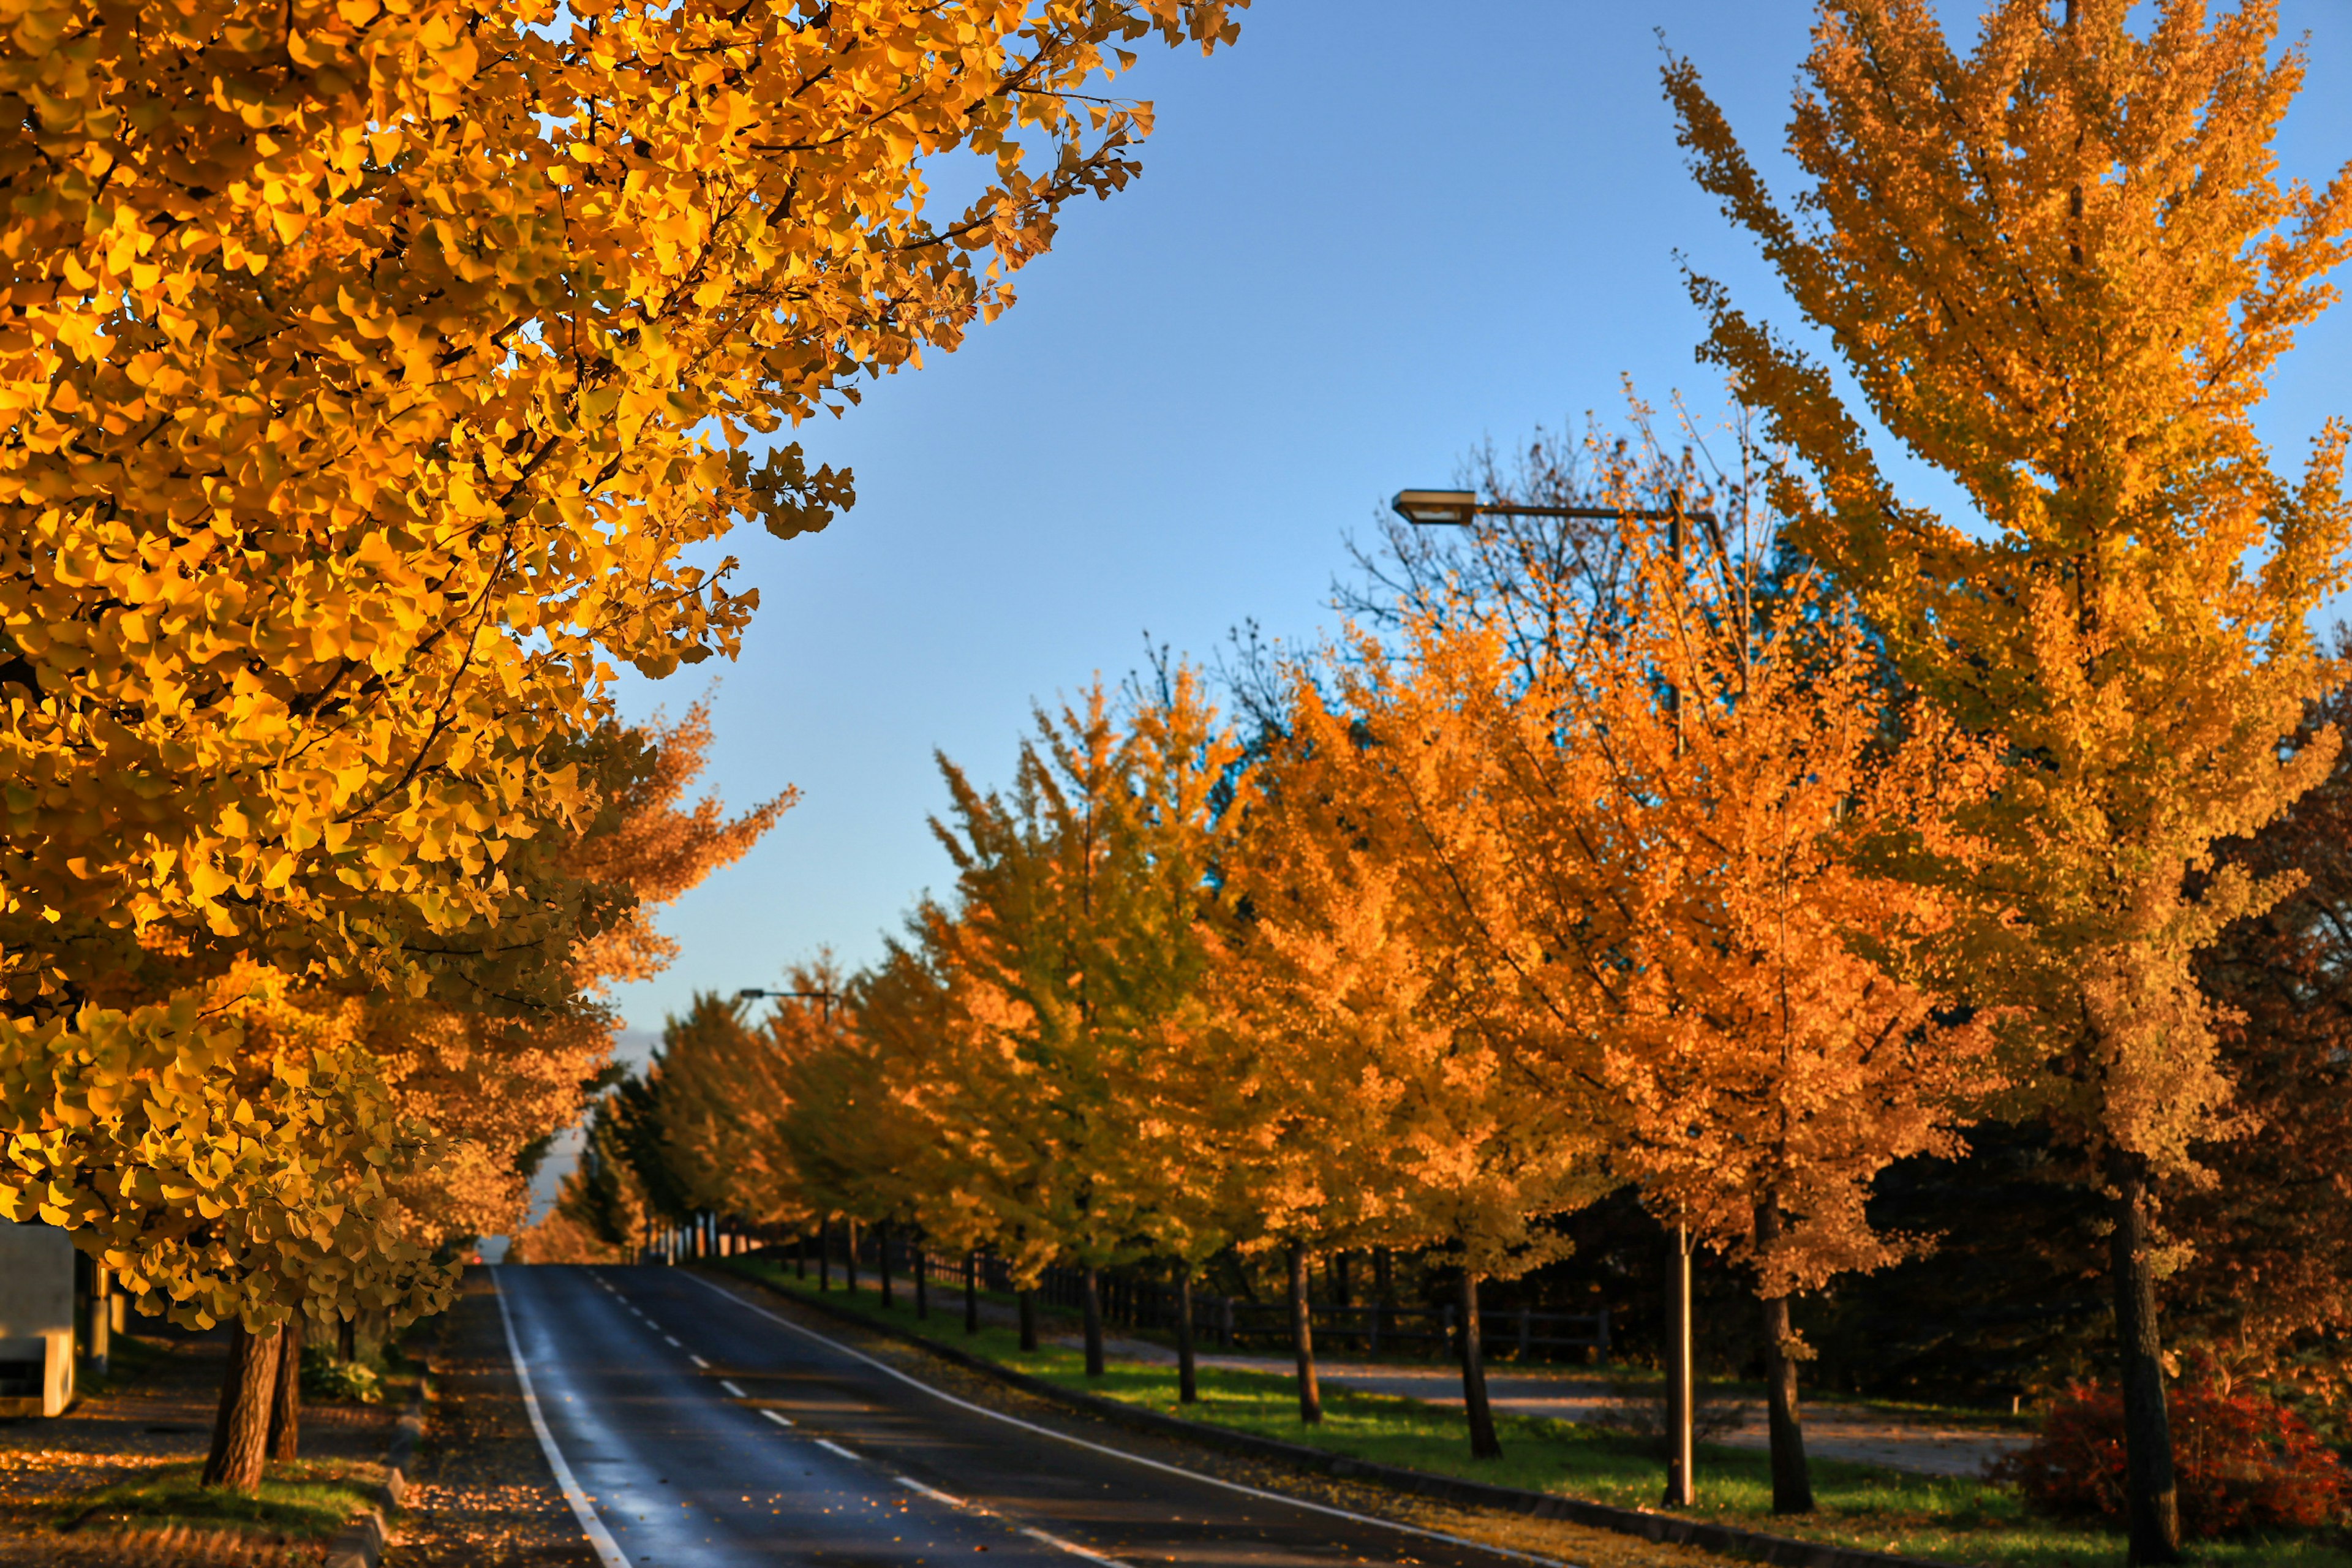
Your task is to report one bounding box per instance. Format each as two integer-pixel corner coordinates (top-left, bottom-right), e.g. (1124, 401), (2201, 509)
(834, 1257), (2031, 1434)
(56, 1457), (383, 1543)
(723, 1258), (2348, 1568)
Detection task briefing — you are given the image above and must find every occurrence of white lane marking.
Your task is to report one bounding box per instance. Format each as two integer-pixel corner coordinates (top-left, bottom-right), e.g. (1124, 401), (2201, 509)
(664, 1335), (683, 1348)
(493, 1271), (631, 1568)
(720, 1380), (747, 1398)
(895, 1476), (962, 1505)
(690, 1354), (710, 1368)
(815, 1438), (862, 1461)
(760, 1409), (796, 1428)
(894, 1473), (1136, 1568)
(1021, 1525), (1133, 1568)
(684, 1272), (1574, 1568)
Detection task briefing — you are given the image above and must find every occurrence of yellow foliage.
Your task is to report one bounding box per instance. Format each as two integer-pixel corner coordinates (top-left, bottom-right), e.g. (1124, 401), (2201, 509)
(1668, 0), (2352, 1180)
(0, 0), (1242, 1308)
(0, 963), (442, 1330)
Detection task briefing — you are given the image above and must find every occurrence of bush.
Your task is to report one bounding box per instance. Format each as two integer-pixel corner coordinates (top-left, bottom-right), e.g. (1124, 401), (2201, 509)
(298, 1344), (383, 1406)
(1989, 1378), (2350, 1536)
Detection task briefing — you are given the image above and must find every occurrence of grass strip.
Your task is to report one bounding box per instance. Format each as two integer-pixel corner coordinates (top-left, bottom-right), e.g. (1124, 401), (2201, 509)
(724, 1258), (2348, 1568)
(58, 1457), (384, 1543)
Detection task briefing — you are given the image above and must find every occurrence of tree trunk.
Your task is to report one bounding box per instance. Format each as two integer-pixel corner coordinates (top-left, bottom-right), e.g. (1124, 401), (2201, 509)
(337, 1314), (356, 1363)
(1458, 1269), (1502, 1460)
(914, 1244), (929, 1320)
(1017, 1288), (1039, 1352)
(204, 1325), (283, 1493)
(268, 1316), (304, 1461)
(818, 1221), (831, 1291)
(2113, 1164), (2182, 1564)
(845, 1219), (860, 1293)
(964, 1252), (979, 1335)
(1288, 1243), (1321, 1424)
(1081, 1265), (1106, 1378)
(796, 1231), (807, 1280)
(1175, 1268), (1199, 1404)
(878, 1223), (894, 1309)
(1754, 1204), (1812, 1513)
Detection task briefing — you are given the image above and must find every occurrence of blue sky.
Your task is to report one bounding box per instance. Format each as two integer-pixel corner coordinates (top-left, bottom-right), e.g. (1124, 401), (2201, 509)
(600, 0), (2352, 1054)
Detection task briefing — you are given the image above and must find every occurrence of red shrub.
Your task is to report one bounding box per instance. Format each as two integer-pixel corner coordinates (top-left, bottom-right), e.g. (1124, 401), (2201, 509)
(1991, 1379), (2351, 1536)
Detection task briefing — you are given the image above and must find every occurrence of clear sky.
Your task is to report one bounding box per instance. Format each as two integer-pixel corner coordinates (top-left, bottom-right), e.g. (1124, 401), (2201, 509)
(598, 0), (2352, 1054)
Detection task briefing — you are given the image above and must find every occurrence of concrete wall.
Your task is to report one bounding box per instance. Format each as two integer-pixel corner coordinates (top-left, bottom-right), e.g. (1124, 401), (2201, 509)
(0, 1220), (77, 1416)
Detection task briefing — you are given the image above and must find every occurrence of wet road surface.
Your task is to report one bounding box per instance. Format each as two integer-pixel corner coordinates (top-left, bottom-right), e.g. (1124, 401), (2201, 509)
(494, 1264), (1574, 1568)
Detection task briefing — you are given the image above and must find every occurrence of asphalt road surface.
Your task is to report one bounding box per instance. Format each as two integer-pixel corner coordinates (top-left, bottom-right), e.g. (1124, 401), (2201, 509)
(494, 1264), (1574, 1568)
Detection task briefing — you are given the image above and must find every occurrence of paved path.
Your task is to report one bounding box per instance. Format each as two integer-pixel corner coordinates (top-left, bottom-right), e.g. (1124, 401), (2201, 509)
(1044, 1324), (2026, 1481)
(497, 1263), (1619, 1567)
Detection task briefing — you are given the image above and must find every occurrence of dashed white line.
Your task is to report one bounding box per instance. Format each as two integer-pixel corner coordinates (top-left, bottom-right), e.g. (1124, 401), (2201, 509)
(814, 1438), (861, 1461)
(685, 1272), (1575, 1568)
(893, 1472), (1134, 1568)
(690, 1354), (710, 1368)
(1020, 1525), (1133, 1568)
(760, 1409), (796, 1428)
(720, 1380), (747, 1399)
(663, 1335), (682, 1348)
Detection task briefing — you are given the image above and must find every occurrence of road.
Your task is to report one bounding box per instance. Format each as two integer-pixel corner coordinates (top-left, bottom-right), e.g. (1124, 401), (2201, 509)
(494, 1264), (1574, 1568)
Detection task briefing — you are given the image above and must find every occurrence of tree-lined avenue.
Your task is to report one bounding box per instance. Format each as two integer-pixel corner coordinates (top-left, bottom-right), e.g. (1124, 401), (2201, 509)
(496, 1264), (1568, 1568)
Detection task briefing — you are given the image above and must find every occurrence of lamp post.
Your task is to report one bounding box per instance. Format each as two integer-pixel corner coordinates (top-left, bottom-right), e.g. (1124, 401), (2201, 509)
(1391, 481), (1704, 1508)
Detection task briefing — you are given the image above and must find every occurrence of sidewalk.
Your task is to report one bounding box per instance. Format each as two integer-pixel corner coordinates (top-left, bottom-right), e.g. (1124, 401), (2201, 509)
(894, 1282), (2024, 1480)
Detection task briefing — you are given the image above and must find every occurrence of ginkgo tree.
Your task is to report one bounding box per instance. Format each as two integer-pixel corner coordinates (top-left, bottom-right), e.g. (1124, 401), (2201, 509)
(1668, 1), (2352, 1555)
(913, 676), (1245, 1377)
(0, 0), (1245, 1332)
(1534, 507), (1999, 1513)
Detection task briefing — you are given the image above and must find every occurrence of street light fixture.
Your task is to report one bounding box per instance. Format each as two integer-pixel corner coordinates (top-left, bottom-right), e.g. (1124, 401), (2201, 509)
(1389, 489), (1715, 528)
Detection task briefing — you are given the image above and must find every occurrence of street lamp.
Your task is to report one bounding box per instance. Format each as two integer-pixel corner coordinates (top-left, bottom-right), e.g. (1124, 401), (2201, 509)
(1392, 478), (1706, 1509)
(1389, 489), (1714, 527)
(734, 987), (838, 1023)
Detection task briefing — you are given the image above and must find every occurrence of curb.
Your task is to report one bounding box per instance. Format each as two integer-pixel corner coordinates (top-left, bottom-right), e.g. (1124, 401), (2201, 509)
(716, 1265), (1951, 1568)
(323, 1357), (428, 1568)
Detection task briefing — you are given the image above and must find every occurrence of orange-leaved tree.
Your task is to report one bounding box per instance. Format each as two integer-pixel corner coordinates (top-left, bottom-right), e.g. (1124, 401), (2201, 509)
(1668, 3), (2351, 1555)
(1539, 502), (1999, 1512)
(1230, 629), (1615, 1453)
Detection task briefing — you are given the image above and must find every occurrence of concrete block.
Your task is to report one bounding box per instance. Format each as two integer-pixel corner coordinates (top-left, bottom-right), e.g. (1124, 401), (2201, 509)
(0, 1220), (77, 1416)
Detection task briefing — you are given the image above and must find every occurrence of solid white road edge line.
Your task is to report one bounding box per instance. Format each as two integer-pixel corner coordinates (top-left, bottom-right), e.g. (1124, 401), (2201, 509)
(895, 1466), (1137, 1568)
(815, 1438), (862, 1461)
(493, 1269), (632, 1568)
(720, 1379), (747, 1398)
(683, 1272), (1578, 1568)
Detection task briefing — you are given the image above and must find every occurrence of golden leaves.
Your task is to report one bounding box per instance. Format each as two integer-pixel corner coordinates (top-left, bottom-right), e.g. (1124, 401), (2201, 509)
(1669, 1), (2352, 1181)
(2, 0), (1249, 1321)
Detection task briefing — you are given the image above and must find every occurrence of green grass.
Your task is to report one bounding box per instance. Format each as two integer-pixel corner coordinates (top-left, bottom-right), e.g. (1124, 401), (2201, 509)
(723, 1257), (2351, 1568)
(57, 1458), (383, 1542)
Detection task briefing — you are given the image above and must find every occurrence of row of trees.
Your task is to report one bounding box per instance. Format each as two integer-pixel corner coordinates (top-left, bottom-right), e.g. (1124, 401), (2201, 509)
(543, 5), (2352, 1561)
(1, 0), (1245, 1490)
